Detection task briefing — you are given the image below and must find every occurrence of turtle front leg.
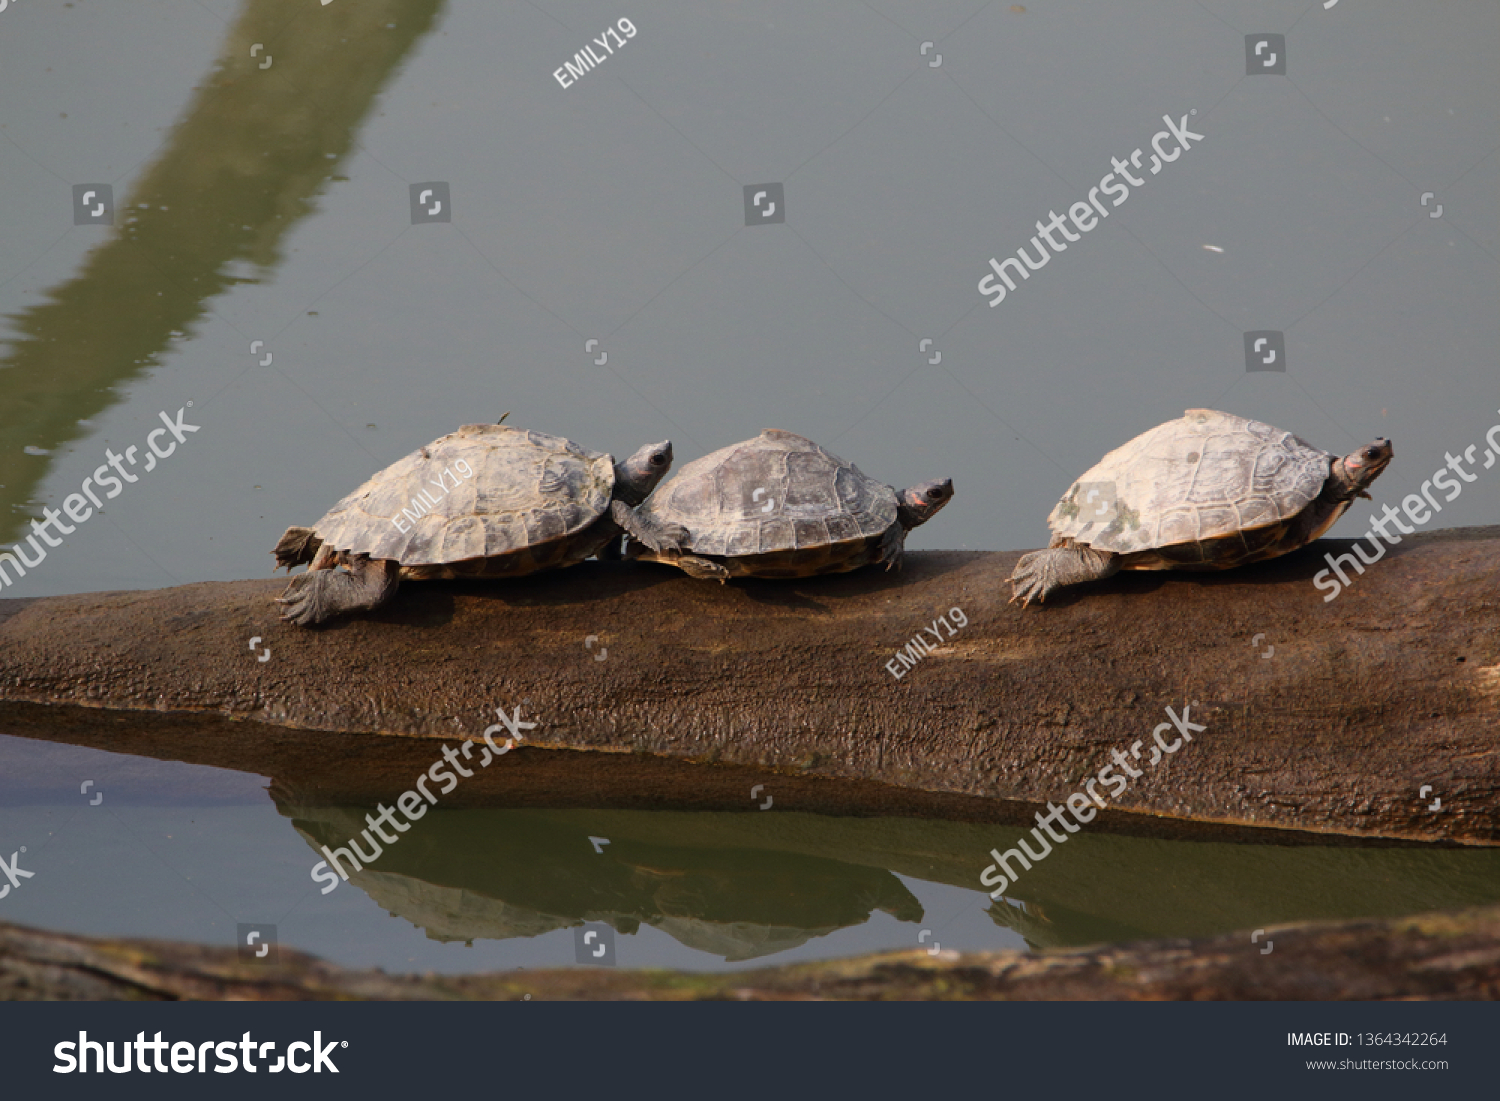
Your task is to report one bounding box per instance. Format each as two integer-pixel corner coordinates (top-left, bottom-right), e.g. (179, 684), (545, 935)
(877, 525), (907, 571)
(610, 499), (688, 554)
(277, 554), (401, 626)
(1007, 546), (1120, 607)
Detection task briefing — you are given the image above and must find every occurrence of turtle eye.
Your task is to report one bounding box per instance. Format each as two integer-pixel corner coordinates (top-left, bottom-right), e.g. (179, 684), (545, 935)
(650, 452), (668, 466)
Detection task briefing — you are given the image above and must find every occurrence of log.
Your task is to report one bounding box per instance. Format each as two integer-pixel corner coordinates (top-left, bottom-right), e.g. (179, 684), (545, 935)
(2, 527), (1498, 844)
(4, 904), (1498, 1000)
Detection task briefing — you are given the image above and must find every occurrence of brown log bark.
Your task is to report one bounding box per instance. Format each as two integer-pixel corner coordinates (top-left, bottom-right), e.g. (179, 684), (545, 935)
(1, 527), (1497, 844)
(4, 904), (1497, 1001)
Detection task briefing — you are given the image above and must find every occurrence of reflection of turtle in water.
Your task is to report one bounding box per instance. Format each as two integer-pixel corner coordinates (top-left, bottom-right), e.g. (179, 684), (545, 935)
(1008, 409), (1392, 607)
(279, 801), (923, 962)
(273, 423), (684, 625)
(626, 429), (953, 581)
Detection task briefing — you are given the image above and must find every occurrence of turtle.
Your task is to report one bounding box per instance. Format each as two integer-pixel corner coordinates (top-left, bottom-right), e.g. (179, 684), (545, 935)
(1006, 408), (1393, 607)
(623, 429), (953, 581)
(273, 423), (685, 626)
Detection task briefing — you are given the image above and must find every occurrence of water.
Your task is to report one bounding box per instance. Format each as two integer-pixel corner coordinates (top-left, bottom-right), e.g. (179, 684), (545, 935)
(5, 734), (1498, 972)
(0, 1), (1496, 973)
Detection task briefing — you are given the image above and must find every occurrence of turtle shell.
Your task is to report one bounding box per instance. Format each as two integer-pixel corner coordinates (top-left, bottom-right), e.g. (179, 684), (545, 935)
(307, 424), (615, 572)
(639, 430), (897, 559)
(1048, 409), (1333, 564)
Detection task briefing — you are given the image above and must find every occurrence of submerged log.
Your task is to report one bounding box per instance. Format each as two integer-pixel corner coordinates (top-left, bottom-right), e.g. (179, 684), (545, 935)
(1, 527), (1497, 844)
(3, 904), (1498, 1000)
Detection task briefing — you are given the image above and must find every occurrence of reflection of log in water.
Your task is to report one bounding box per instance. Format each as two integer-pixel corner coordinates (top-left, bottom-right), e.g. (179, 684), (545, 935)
(4, 905), (1498, 1000)
(0, 0), (444, 543)
(274, 801), (1500, 954)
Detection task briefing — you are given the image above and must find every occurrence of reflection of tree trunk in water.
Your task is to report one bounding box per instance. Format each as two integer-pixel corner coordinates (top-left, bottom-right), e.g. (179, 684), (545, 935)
(0, 0), (445, 543)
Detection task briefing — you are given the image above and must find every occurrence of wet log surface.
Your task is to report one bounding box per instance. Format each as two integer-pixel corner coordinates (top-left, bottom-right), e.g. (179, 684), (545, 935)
(4, 904), (1497, 1001)
(1, 527), (1497, 844)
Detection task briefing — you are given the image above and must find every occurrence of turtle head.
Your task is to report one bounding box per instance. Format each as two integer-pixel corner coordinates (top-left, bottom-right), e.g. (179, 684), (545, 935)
(614, 440), (674, 505)
(1330, 438), (1393, 501)
(897, 478), (954, 530)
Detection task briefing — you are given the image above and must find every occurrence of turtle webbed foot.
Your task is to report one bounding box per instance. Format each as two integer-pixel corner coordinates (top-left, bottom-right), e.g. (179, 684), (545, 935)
(609, 501), (687, 555)
(277, 556), (400, 627)
(652, 521), (690, 554)
(878, 525), (906, 571)
(1007, 546), (1119, 608)
(611, 499), (687, 554)
(630, 520), (687, 555)
(277, 573), (337, 626)
(1006, 551), (1052, 608)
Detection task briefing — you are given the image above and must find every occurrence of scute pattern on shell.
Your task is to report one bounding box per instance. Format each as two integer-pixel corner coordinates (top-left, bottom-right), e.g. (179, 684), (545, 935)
(1048, 409), (1332, 557)
(640, 429), (896, 558)
(306, 424), (615, 566)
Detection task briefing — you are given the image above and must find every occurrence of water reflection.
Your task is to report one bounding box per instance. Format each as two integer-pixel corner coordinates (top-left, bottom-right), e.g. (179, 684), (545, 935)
(283, 803), (924, 961)
(0, 0), (445, 541)
(277, 797), (1500, 959)
(5, 725), (1496, 964)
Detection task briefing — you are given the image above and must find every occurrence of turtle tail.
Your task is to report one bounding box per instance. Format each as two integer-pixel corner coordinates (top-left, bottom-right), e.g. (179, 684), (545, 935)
(273, 526), (324, 571)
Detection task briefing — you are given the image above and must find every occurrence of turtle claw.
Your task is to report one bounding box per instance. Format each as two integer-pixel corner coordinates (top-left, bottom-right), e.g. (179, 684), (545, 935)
(1006, 552), (1050, 608)
(276, 573), (328, 627)
(611, 500), (686, 555)
(1007, 546), (1118, 608)
(632, 521), (687, 555)
(652, 521), (690, 555)
(878, 525), (906, 571)
(277, 556), (400, 627)
(1006, 582), (1045, 609)
(1006, 585), (1045, 609)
